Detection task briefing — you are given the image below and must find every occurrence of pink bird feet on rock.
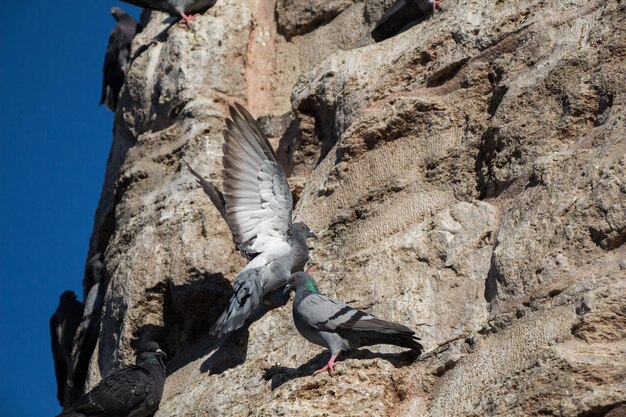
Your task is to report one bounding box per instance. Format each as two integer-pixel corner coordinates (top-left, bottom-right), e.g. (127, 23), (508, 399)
(431, 0), (442, 11)
(314, 354), (338, 376)
(179, 12), (200, 28)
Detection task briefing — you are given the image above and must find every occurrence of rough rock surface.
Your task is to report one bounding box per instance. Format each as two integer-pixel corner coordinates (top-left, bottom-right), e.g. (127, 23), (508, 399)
(83, 0), (625, 416)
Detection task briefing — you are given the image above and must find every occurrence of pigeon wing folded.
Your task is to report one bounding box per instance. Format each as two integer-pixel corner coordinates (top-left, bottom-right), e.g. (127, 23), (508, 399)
(58, 367), (151, 417)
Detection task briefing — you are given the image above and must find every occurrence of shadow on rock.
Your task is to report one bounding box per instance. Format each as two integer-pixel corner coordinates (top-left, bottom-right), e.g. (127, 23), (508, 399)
(200, 327), (250, 375)
(263, 348), (421, 390)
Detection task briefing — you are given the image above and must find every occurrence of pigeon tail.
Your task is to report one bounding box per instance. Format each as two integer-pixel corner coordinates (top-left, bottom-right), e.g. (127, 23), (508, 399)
(56, 409), (84, 417)
(210, 274), (263, 337)
(362, 330), (423, 352)
(339, 316), (423, 353)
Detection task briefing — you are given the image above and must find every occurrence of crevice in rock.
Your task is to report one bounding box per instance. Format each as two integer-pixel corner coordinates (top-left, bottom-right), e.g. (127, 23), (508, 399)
(576, 402), (626, 417)
(296, 98), (338, 165)
(484, 252), (499, 303)
(487, 85), (508, 117)
(475, 126), (515, 199)
(164, 271), (232, 358)
(275, 0), (354, 40)
(426, 58), (470, 88)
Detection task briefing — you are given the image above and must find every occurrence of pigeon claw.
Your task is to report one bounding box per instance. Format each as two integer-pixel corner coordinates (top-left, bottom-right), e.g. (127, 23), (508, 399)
(313, 354), (338, 376)
(179, 12), (200, 28)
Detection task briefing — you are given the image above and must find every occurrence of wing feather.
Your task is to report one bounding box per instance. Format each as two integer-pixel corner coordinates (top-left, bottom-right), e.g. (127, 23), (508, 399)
(221, 104), (293, 254)
(298, 294), (365, 331)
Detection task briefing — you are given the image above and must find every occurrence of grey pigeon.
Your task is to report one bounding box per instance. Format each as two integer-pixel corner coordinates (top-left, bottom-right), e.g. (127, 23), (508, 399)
(118, 0), (217, 27)
(285, 272), (423, 375)
(100, 7), (138, 111)
(189, 103), (316, 337)
(57, 342), (167, 417)
(50, 291), (84, 407)
(66, 254), (106, 405)
(371, 0), (441, 42)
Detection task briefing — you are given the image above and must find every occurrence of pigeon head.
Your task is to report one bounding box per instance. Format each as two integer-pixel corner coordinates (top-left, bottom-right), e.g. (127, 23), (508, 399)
(136, 342), (167, 367)
(85, 253), (104, 286)
(291, 223), (317, 240)
(286, 272), (320, 295)
(110, 7), (135, 24)
(60, 290), (78, 303)
(110, 7), (125, 18)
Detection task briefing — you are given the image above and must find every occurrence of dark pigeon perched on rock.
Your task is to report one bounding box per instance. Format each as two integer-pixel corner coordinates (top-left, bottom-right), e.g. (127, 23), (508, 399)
(100, 7), (138, 111)
(66, 253), (106, 405)
(371, 0), (441, 42)
(118, 0), (217, 27)
(186, 103), (316, 337)
(50, 291), (84, 407)
(285, 272), (423, 375)
(57, 342), (167, 417)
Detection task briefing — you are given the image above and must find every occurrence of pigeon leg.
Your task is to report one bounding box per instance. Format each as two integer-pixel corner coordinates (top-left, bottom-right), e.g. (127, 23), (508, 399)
(178, 12), (200, 28)
(431, 0), (442, 10)
(313, 353), (338, 376)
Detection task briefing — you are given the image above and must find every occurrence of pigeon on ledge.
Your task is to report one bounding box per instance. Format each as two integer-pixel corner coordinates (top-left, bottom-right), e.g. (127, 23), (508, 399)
(371, 0), (441, 42)
(50, 291), (84, 407)
(100, 7), (138, 111)
(118, 0), (218, 27)
(285, 272), (423, 375)
(187, 103), (316, 337)
(66, 253), (106, 405)
(57, 342), (167, 417)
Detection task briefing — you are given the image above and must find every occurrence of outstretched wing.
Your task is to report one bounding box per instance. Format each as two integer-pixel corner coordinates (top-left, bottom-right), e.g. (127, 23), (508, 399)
(185, 161), (257, 261)
(221, 103), (293, 255)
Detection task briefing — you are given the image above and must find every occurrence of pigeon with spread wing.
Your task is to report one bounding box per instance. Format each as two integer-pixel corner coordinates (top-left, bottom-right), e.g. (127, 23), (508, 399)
(188, 103), (316, 337)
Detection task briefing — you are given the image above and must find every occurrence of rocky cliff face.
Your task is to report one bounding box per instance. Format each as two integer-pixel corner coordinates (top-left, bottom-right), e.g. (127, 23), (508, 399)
(86, 0), (625, 415)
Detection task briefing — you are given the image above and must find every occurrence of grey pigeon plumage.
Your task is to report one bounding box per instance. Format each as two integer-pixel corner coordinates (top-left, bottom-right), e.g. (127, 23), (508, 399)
(118, 0), (217, 27)
(371, 0), (441, 42)
(57, 342), (167, 417)
(66, 254), (106, 405)
(286, 272), (423, 375)
(189, 103), (316, 337)
(100, 7), (138, 111)
(50, 291), (84, 407)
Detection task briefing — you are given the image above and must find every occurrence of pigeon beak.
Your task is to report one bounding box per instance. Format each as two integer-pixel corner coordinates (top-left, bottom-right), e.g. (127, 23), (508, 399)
(156, 349), (167, 359)
(309, 231), (318, 239)
(283, 284), (293, 298)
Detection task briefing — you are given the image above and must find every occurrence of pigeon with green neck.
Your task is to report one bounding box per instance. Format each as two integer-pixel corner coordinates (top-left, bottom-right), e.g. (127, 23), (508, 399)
(285, 272), (423, 375)
(57, 342), (167, 417)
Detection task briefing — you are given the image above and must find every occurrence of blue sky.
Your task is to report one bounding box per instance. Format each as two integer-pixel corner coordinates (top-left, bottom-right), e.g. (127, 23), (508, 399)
(0, 2), (141, 416)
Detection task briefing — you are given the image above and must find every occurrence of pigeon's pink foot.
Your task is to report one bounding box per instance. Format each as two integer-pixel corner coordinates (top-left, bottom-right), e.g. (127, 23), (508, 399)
(432, 0), (441, 10)
(314, 354), (338, 376)
(305, 265), (317, 273)
(179, 12), (200, 28)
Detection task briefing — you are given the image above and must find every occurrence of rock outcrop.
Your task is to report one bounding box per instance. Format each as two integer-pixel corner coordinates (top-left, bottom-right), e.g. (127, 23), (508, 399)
(84, 0), (625, 415)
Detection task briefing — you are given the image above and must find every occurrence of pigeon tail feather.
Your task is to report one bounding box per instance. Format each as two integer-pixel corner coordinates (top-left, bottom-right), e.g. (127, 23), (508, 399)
(340, 317), (423, 352)
(210, 274), (263, 337)
(56, 409), (84, 417)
